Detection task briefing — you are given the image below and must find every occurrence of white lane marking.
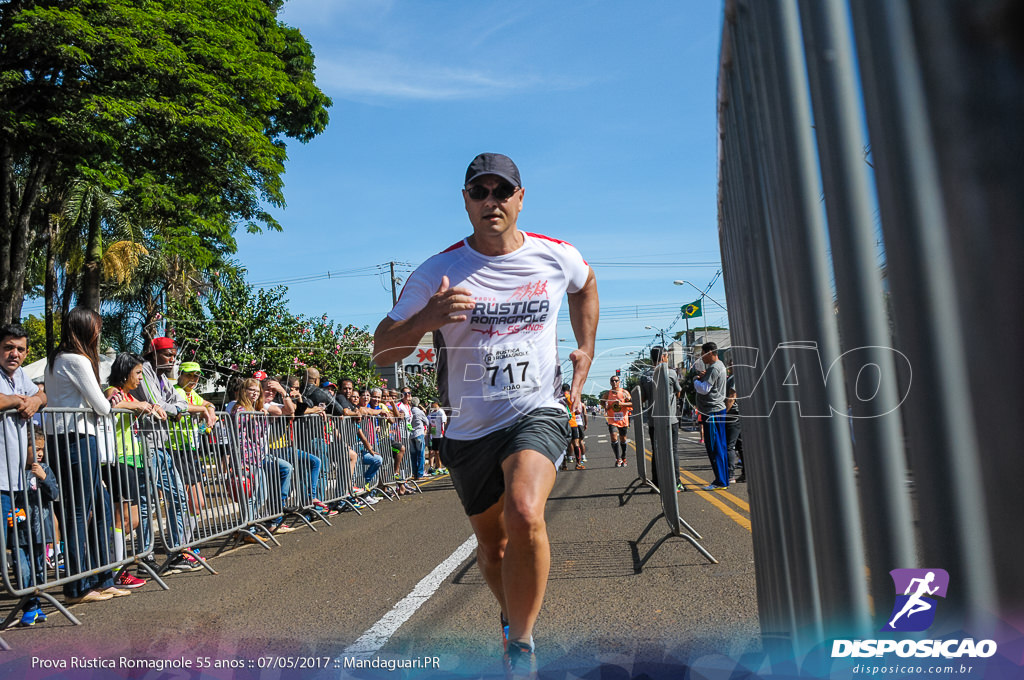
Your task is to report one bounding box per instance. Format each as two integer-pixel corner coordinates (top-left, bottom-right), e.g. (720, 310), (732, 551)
(341, 534), (478, 657)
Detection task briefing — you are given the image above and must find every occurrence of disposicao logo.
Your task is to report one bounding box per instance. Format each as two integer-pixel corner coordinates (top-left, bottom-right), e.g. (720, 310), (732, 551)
(883, 568), (949, 632)
(831, 568), (998, 659)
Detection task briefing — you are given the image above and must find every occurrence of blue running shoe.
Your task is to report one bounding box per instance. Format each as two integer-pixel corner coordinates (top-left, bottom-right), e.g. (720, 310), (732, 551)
(33, 607), (47, 623)
(503, 640), (537, 680)
(18, 608), (38, 627)
(501, 612), (510, 651)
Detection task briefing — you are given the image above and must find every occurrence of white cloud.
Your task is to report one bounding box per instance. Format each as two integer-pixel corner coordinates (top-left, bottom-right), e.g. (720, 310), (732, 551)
(315, 52), (575, 101)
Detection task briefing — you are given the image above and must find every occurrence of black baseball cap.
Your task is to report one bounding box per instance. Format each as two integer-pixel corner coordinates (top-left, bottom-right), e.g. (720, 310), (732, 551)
(465, 153), (521, 188)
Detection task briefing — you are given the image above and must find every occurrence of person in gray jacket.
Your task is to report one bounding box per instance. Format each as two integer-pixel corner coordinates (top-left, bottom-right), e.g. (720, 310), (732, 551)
(694, 342), (729, 490)
(129, 336), (199, 573)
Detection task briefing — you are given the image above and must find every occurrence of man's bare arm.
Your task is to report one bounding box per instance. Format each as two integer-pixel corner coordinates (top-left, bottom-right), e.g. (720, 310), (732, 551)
(567, 268), (599, 406)
(373, 275), (474, 367)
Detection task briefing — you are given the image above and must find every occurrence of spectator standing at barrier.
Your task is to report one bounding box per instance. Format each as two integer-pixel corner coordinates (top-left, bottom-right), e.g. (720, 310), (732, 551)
(373, 153), (598, 678)
(44, 307), (130, 603)
(14, 440), (59, 625)
(602, 376), (631, 468)
(389, 388), (412, 483)
(366, 388), (397, 480)
(1, 322), (47, 489)
(332, 380), (365, 489)
(171, 362), (217, 526)
(130, 337), (198, 573)
(426, 401), (448, 476)
(640, 347), (682, 488)
(234, 378), (294, 533)
(694, 342), (729, 490)
(287, 377), (325, 417)
(409, 397), (429, 480)
(104, 353), (155, 590)
(725, 384), (743, 483)
(287, 376), (335, 511)
(261, 378), (327, 513)
(302, 368), (359, 417)
(1, 323), (52, 624)
(230, 378), (274, 538)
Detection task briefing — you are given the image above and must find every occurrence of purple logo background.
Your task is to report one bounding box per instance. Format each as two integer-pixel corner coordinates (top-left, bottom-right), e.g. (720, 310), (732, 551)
(882, 568), (950, 632)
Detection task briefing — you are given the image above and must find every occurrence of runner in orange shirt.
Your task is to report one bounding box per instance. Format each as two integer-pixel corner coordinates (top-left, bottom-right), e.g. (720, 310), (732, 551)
(603, 375), (632, 467)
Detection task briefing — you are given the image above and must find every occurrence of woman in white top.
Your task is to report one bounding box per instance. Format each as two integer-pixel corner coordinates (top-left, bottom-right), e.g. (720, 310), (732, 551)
(45, 307), (129, 604)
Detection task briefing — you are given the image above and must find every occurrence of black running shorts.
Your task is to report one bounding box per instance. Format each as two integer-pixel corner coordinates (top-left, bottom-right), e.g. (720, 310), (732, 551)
(607, 424), (629, 439)
(440, 407), (569, 516)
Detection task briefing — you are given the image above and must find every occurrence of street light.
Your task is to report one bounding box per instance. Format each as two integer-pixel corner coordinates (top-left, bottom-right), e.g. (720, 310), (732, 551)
(644, 324), (669, 349)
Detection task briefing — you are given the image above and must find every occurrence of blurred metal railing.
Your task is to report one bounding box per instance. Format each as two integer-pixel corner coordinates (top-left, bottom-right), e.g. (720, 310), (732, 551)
(1, 406), (433, 644)
(633, 365), (717, 567)
(717, 0), (1017, 658)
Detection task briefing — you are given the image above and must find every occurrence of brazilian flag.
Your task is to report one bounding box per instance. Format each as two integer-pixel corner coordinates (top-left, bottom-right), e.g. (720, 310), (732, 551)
(682, 299), (702, 318)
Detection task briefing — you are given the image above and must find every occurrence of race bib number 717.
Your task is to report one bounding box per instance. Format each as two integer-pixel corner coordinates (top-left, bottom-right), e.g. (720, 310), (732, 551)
(480, 343), (541, 401)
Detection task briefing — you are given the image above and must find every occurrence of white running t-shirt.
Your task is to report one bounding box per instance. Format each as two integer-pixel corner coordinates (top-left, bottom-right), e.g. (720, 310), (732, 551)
(388, 232), (590, 440)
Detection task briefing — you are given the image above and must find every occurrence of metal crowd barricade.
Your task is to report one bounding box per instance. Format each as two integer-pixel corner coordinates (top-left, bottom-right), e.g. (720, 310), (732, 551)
(383, 416), (421, 494)
(225, 410), (284, 547)
(363, 416), (401, 501)
(717, 0), (1016, 658)
(156, 410), (257, 562)
(265, 414), (330, 532)
(1, 407), (173, 636)
(633, 366), (717, 567)
(320, 414), (372, 513)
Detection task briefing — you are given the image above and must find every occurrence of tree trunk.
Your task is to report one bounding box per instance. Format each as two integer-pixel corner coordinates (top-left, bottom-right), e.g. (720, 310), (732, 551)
(0, 144), (14, 323)
(45, 215), (58, 357)
(61, 267), (77, 320)
(79, 201), (103, 312)
(0, 148), (51, 324)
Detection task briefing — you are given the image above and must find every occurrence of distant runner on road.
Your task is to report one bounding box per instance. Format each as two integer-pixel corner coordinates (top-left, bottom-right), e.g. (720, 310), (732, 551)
(602, 375), (632, 467)
(374, 153), (599, 679)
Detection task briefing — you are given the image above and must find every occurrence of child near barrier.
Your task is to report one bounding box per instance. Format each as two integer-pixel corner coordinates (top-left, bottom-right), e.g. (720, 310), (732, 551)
(171, 362), (217, 522)
(5, 434), (59, 626)
(103, 353), (154, 588)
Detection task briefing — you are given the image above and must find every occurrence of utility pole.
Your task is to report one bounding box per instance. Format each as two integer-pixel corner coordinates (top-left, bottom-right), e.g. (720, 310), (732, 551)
(389, 261), (404, 388)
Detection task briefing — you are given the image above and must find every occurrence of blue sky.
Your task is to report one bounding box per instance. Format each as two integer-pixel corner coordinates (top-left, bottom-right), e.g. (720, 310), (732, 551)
(235, 0), (727, 390)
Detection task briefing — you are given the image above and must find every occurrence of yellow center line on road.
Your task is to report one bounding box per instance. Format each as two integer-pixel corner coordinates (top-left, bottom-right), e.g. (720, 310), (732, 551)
(675, 468), (750, 513)
(409, 473), (448, 488)
(626, 441), (752, 533)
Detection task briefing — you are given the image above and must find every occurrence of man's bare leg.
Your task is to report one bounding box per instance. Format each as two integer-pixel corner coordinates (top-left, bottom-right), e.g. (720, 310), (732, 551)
(468, 449), (557, 646)
(468, 499), (508, 617)
(500, 449), (557, 644)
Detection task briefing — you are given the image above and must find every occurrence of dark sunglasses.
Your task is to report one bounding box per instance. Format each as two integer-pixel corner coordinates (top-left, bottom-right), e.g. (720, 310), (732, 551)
(466, 183), (518, 202)
(610, 378), (620, 382)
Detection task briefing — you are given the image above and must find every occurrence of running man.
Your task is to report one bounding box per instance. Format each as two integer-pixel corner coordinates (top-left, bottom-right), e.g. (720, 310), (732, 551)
(562, 384), (587, 469)
(374, 153), (598, 679)
(603, 375), (632, 467)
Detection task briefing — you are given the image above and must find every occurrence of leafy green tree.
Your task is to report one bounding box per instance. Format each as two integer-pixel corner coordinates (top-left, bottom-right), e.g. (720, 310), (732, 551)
(21, 313), (50, 364)
(0, 0), (331, 323)
(167, 270), (380, 392)
(404, 368), (440, 406)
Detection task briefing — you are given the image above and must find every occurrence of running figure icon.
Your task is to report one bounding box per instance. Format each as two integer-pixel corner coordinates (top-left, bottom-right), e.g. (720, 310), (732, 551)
(888, 571), (940, 628)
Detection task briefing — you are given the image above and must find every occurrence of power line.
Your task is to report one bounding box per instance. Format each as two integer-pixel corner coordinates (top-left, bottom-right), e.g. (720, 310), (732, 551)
(251, 262), (414, 288)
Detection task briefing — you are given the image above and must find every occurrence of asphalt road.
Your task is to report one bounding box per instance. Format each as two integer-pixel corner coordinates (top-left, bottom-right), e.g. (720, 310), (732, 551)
(2, 425), (759, 679)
